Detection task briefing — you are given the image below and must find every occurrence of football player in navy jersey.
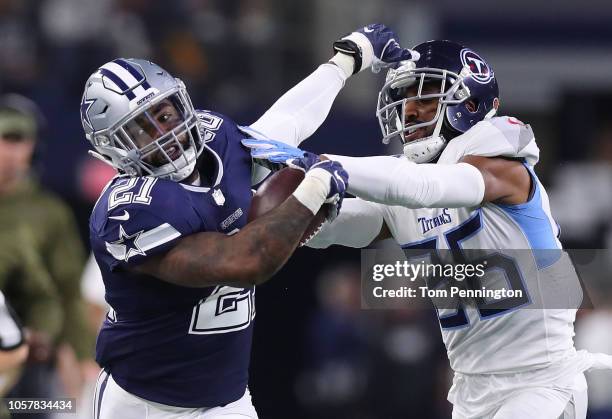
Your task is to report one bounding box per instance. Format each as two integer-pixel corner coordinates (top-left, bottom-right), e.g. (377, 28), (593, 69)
(80, 25), (417, 418)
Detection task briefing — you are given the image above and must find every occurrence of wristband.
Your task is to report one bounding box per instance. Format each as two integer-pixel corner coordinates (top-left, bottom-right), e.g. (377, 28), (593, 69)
(292, 168), (331, 215)
(328, 53), (356, 79)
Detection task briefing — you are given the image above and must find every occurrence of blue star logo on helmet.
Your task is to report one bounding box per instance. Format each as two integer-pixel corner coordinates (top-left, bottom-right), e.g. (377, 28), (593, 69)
(80, 98), (96, 130)
(460, 49), (493, 84)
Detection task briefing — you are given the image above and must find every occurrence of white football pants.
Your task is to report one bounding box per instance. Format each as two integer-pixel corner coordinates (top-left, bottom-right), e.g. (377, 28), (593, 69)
(451, 371), (587, 419)
(93, 370), (258, 419)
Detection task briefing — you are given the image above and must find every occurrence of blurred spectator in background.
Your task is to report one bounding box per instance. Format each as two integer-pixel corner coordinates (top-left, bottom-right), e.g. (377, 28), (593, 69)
(296, 264), (449, 419)
(576, 308), (612, 419)
(0, 0), (41, 94)
(575, 249), (612, 419)
(74, 253), (107, 419)
(548, 121), (612, 249)
(296, 264), (372, 418)
(367, 309), (450, 419)
(0, 227), (63, 371)
(0, 94), (94, 414)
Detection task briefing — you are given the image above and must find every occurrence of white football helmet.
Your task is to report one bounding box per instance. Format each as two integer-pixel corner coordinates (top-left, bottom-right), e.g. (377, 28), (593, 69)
(80, 58), (204, 181)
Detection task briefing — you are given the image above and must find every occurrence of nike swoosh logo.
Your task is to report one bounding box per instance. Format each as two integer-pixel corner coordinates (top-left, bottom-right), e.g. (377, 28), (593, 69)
(364, 26), (374, 33)
(109, 210), (130, 221)
(333, 170), (346, 188)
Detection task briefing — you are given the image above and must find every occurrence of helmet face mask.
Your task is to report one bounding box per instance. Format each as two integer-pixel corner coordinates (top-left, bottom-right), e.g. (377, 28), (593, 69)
(378, 63), (471, 140)
(376, 41), (499, 163)
(106, 90), (200, 180)
(81, 59), (204, 181)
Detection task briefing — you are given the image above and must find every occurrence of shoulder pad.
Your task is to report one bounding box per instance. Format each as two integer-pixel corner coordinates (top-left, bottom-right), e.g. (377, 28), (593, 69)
(196, 110), (238, 143)
(439, 116), (539, 166)
(91, 177), (200, 268)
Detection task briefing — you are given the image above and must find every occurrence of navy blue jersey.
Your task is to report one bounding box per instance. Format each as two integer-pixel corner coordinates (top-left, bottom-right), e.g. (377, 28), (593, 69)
(90, 111), (256, 407)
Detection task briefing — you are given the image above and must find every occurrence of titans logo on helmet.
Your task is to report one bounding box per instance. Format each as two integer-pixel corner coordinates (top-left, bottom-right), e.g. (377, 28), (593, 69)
(460, 49), (493, 84)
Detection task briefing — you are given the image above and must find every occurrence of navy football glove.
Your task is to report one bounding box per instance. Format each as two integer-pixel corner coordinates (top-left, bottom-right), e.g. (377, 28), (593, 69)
(332, 23), (419, 74)
(285, 152), (321, 172)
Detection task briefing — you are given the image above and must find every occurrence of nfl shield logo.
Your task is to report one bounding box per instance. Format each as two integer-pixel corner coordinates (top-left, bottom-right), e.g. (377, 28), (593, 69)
(212, 189), (225, 206)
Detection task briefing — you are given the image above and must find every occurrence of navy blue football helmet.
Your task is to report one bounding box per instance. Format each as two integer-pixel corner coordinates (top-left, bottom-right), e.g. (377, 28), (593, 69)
(376, 40), (499, 163)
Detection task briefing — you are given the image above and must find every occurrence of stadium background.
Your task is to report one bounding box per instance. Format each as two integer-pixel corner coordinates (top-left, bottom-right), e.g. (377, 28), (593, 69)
(1, 0), (612, 417)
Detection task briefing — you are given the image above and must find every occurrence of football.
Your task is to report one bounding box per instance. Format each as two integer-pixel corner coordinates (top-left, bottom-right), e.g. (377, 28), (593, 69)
(248, 167), (328, 246)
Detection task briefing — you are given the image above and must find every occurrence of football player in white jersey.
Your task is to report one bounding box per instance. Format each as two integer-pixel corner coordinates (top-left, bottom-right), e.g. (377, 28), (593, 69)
(243, 39), (612, 418)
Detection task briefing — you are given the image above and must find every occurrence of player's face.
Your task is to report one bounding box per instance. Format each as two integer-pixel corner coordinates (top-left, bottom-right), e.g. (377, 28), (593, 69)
(402, 82), (441, 143)
(125, 98), (190, 167)
(0, 134), (35, 192)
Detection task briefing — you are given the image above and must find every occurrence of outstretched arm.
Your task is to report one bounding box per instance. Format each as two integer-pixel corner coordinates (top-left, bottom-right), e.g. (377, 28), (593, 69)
(248, 63), (347, 147)
(305, 154), (530, 249)
(248, 24), (417, 147)
(324, 154), (530, 208)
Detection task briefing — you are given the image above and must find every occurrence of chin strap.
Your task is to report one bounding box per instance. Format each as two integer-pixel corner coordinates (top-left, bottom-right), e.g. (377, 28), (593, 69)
(161, 150), (197, 182)
(403, 136), (447, 163)
(484, 107), (498, 119)
(402, 103), (449, 163)
(87, 149), (134, 175)
(88, 150), (115, 167)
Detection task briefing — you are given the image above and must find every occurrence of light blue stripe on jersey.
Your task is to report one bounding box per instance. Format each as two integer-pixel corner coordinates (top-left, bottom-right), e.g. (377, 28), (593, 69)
(496, 165), (561, 269)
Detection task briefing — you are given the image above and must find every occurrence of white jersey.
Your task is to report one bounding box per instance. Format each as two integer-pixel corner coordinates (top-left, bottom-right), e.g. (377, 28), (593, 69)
(380, 116), (579, 374)
(0, 290), (23, 350)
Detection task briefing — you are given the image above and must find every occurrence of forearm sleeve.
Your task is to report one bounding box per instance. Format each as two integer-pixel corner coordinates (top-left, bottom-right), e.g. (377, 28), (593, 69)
(306, 198), (384, 249)
(325, 155), (485, 208)
(249, 63), (347, 147)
